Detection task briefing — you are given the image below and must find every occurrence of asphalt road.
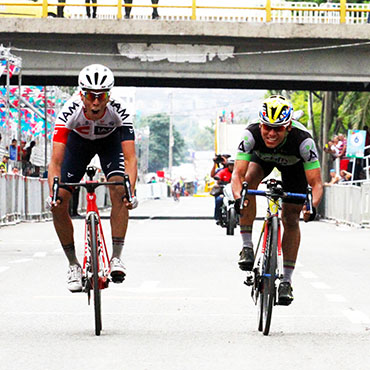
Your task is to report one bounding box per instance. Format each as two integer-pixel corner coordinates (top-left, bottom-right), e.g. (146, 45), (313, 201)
(0, 197), (370, 370)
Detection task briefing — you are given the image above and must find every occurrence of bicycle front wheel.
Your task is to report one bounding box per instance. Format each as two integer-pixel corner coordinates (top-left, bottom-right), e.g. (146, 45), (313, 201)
(226, 207), (237, 235)
(259, 216), (278, 336)
(88, 213), (102, 336)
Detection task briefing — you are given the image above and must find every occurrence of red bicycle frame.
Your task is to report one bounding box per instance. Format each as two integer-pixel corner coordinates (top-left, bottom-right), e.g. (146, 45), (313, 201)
(82, 184), (110, 290)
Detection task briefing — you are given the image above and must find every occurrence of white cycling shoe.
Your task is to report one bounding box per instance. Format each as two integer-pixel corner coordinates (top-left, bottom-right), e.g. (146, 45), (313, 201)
(67, 264), (83, 293)
(110, 257), (126, 283)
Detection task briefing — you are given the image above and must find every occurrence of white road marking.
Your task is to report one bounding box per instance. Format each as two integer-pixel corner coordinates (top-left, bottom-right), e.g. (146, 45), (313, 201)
(33, 252), (47, 258)
(300, 271), (318, 279)
(342, 309), (370, 324)
(0, 266), (10, 273)
(310, 281), (331, 290)
(0, 240), (56, 245)
(53, 248), (63, 254)
(9, 258), (33, 264)
(325, 294), (347, 302)
(295, 261), (303, 268)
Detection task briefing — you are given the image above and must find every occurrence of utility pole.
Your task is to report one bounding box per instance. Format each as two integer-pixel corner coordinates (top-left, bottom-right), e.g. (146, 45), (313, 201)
(168, 92), (174, 178)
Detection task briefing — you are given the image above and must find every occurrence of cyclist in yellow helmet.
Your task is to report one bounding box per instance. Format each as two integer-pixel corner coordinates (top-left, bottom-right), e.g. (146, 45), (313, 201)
(231, 95), (323, 305)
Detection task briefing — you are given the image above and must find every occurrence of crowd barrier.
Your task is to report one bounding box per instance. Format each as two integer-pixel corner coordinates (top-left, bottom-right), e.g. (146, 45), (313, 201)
(320, 182), (370, 227)
(0, 174), (168, 227)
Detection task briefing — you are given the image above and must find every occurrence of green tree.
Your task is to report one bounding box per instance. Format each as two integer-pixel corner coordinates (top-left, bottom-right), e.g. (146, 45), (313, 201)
(142, 113), (186, 172)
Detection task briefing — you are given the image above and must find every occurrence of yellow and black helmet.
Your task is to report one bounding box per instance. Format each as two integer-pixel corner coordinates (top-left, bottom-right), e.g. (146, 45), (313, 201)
(259, 95), (293, 127)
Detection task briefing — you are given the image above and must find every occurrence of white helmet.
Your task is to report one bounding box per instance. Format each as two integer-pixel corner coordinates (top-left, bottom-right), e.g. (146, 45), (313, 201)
(78, 64), (114, 91)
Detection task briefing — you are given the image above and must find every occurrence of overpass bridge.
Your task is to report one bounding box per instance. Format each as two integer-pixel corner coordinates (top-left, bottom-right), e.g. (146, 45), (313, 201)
(1, 17), (370, 91)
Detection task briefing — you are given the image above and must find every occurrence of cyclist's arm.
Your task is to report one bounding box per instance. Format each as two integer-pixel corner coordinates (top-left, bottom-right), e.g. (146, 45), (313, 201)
(303, 167), (323, 221)
(48, 141), (66, 196)
(231, 158), (249, 200)
(121, 140), (137, 192)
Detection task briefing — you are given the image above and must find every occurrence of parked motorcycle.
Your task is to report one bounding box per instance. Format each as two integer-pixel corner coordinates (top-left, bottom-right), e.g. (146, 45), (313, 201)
(220, 183), (239, 235)
(212, 179), (239, 236)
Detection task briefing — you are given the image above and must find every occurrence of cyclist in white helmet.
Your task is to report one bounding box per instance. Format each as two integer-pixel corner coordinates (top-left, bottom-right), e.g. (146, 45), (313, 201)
(232, 95), (323, 305)
(47, 64), (138, 292)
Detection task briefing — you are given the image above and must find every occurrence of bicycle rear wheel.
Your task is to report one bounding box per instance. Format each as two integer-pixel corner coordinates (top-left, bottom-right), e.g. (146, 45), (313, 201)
(88, 213), (102, 336)
(258, 216), (278, 336)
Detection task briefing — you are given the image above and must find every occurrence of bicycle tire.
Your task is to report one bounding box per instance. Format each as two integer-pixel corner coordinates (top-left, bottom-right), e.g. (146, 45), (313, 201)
(226, 207), (237, 235)
(88, 213), (102, 336)
(261, 216), (278, 336)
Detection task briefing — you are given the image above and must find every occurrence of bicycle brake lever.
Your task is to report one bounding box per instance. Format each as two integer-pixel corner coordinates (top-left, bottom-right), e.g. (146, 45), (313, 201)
(306, 185), (313, 213)
(240, 182), (248, 210)
(52, 177), (59, 204)
(123, 174), (133, 203)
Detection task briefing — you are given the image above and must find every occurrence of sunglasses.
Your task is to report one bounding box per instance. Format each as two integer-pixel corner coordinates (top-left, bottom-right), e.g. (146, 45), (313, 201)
(83, 91), (109, 102)
(261, 124), (287, 133)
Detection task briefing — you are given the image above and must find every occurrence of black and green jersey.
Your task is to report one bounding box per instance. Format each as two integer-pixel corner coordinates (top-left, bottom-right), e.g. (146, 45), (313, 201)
(236, 120), (320, 171)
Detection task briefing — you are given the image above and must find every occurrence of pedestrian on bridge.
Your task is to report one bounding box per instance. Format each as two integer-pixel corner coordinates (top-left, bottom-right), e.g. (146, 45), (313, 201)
(124, 0), (160, 19)
(85, 0), (97, 18)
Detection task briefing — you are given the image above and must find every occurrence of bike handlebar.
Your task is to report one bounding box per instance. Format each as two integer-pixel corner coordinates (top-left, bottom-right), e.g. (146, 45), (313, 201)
(52, 174), (133, 204)
(239, 179), (312, 213)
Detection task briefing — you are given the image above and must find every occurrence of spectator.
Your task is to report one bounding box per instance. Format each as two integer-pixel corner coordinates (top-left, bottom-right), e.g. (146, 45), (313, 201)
(0, 154), (9, 173)
(7, 138), (17, 161)
(337, 133), (349, 171)
(324, 169), (340, 186)
(18, 140), (26, 162)
(339, 169), (352, 182)
(324, 137), (340, 173)
(210, 154), (229, 179)
(23, 140), (35, 175)
(124, 0), (160, 19)
(347, 158), (365, 181)
(57, 0), (64, 17)
(86, 0), (97, 18)
(212, 159), (234, 224)
(29, 166), (40, 177)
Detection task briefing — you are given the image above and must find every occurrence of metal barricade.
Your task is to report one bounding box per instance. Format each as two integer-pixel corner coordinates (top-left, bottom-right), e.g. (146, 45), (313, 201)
(24, 177), (44, 221)
(322, 184), (365, 226)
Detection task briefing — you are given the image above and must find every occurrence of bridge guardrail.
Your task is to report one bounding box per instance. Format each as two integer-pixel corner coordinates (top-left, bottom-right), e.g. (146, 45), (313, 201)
(0, 1), (369, 24)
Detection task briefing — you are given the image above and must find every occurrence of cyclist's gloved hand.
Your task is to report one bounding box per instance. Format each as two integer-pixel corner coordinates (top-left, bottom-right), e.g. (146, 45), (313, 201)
(45, 195), (62, 210)
(45, 196), (53, 210)
(303, 206), (316, 222)
(131, 196), (138, 209)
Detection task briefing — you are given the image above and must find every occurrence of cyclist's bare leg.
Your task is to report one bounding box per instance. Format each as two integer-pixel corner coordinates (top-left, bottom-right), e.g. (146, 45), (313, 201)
(238, 163), (264, 270)
(108, 176), (129, 251)
(51, 189), (79, 265)
(108, 176), (129, 281)
(281, 202), (302, 282)
(240, 162), (265, 226)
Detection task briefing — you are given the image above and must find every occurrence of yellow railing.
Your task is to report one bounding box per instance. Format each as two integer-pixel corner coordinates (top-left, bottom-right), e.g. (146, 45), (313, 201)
(0, 0), (368, 24)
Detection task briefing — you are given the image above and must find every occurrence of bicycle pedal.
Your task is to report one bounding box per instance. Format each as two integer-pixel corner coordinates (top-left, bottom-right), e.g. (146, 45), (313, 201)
(244, 272), (254, 286)
(110, 272), (126, 283)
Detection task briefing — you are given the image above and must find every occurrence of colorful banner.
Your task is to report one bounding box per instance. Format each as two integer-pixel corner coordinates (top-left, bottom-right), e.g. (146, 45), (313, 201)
(346, 129), (366, 158)
(0, 86), (64, 139)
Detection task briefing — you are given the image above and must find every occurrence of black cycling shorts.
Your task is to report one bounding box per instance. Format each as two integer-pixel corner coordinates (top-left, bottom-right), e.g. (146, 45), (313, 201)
(61, 129), (125, 187)
(250, 153), (307, 204)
